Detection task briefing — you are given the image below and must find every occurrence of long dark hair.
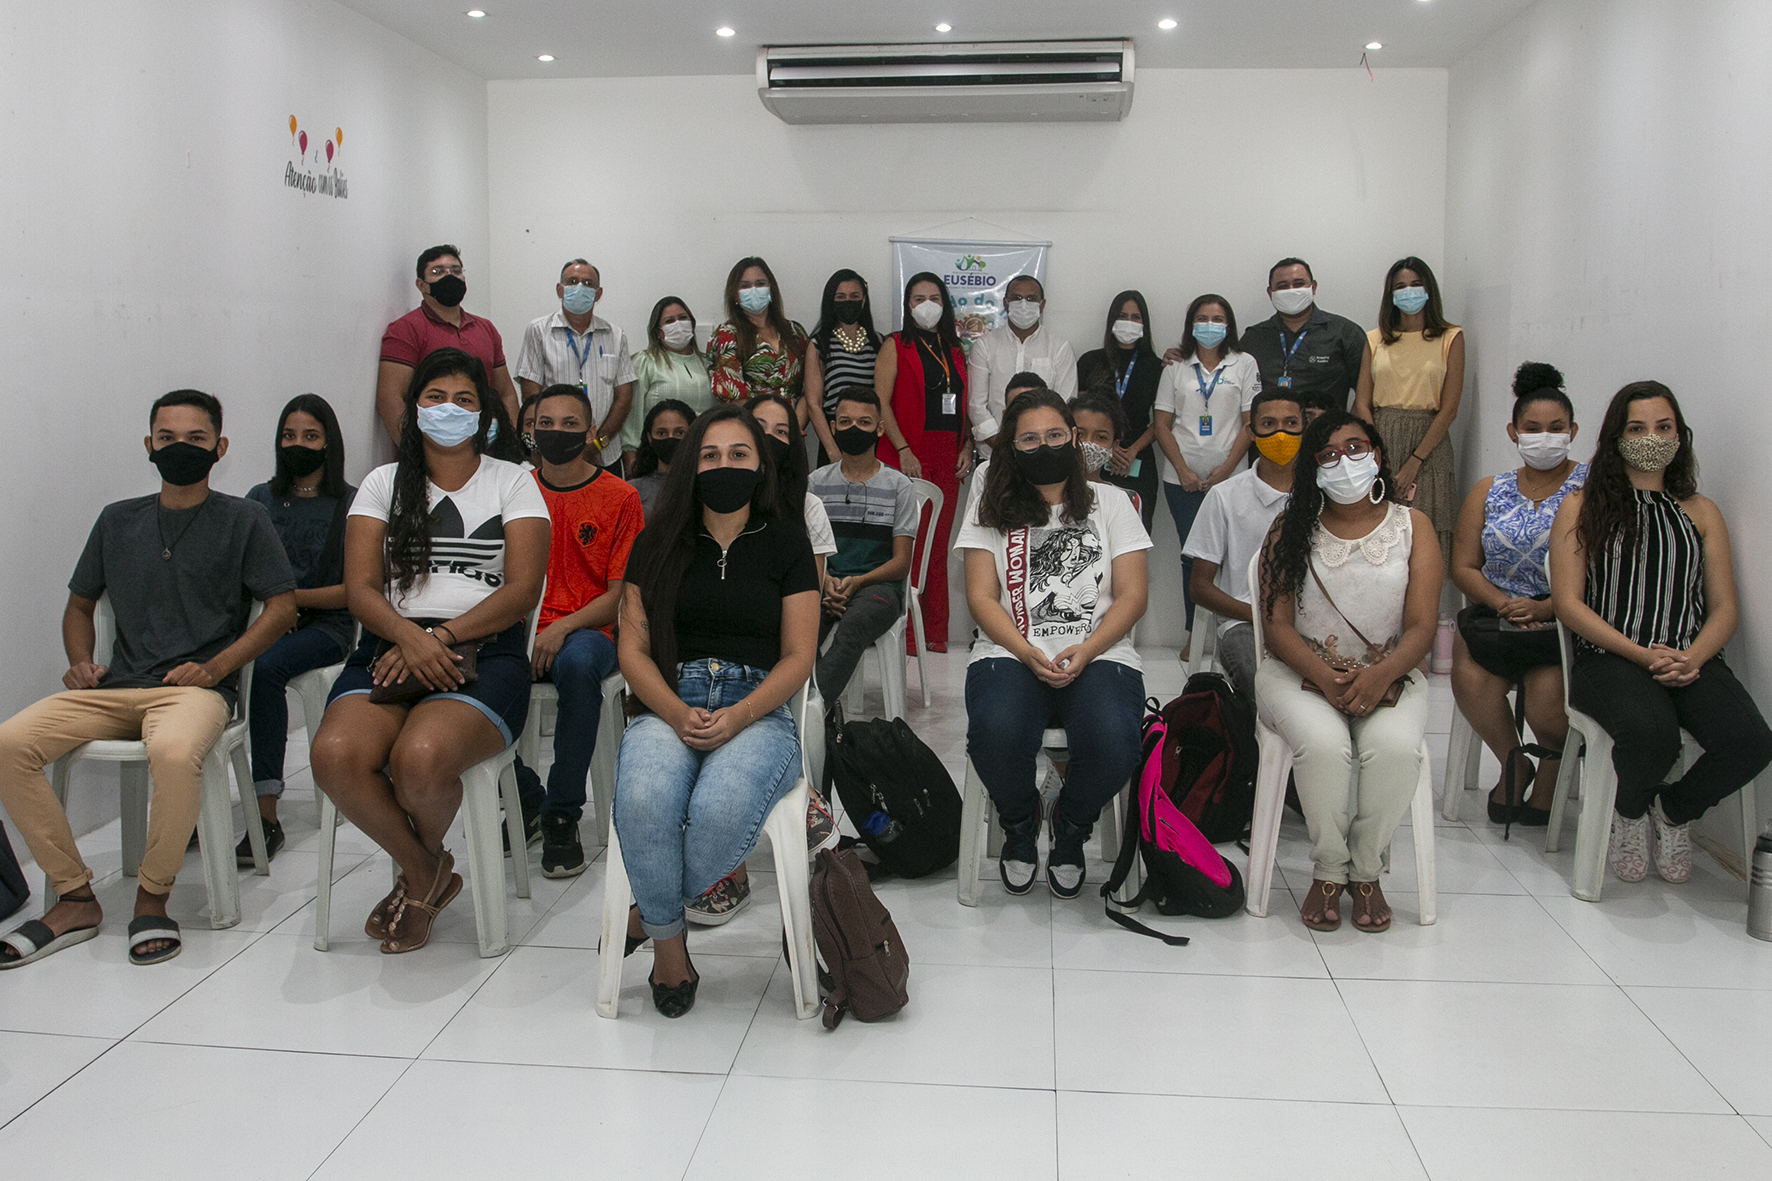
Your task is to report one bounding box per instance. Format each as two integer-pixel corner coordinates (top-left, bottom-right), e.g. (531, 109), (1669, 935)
(626, 405), (786, 690)
(901, 271), (963, 357)
(1177, 293), (1241, 361)
(269, 393), (347, 498)
(978, 388), (1092, 530)
(745, 392), (810, 514)
(642, 295), (696, 366)
(1260, 410), (1396, 608)
(1377, 256), (1455, 344)
(810, 268), (879, 358)
(627, 398), (695, 479)
(724, 256), (802, 366)
(1575, 380), (1698, 560)
(1098, 288), (1159, 365)
(387, 348), (511, 593)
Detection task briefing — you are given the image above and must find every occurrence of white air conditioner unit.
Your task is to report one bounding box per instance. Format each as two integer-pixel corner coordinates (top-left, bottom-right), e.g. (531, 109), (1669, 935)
(757, 40), (1134, 125)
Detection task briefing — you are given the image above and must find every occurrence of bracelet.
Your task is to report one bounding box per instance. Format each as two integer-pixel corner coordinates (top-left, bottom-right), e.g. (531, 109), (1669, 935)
(1412, 451), (1428, 462)
(432, 623), (457, 644)
(897, 444), (912, 452)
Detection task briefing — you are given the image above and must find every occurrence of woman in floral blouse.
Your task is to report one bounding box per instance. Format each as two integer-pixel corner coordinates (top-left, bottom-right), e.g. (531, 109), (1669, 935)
(707, 256), (808, 406)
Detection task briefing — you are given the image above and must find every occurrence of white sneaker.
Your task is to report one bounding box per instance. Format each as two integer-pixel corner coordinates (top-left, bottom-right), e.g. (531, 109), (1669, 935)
(1650, 800), (1692, 883)
(1608, 811), (1650, 883)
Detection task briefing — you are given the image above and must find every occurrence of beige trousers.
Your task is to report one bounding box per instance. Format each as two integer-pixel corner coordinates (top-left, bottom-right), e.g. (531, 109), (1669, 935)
(1255, 663), (1428, 884)
(0, 688), (231, 895)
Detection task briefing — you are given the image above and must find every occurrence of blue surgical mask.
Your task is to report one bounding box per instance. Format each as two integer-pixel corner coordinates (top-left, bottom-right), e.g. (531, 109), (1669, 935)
(1392, 286), (1430, 315)
(562, 283), (596, 315)
(738, 286), (772, 314)
(1191, 321), (1227, 349)
(416, 402), (482, 447)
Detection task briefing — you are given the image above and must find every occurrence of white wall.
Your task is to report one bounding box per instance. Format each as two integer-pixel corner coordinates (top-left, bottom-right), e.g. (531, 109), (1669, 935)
(1444, 0), (1772, 846)
(486, 68), (1449, 645)
(0, 0), (488, 723)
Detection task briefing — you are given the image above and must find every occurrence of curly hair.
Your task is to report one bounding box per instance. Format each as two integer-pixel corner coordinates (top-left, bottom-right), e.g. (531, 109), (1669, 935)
(1574, 380), (1698, 560)
(1260, 409), (1397, 608)
(977, 388), (1092, 530)
(1511, 361), (1573, 424)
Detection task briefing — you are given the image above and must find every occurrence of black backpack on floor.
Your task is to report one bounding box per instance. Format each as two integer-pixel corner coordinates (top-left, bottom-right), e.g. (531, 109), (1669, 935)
(0, 821), (29, 923)
(822, 705), (962, 879)
(1156, 673), (1259, 844)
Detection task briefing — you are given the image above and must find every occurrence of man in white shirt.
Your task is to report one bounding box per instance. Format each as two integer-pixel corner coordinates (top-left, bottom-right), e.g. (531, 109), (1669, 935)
(967, 276), (1077, 448)
(1181, 390), (1304, 700)
(515, 259), (637, 469)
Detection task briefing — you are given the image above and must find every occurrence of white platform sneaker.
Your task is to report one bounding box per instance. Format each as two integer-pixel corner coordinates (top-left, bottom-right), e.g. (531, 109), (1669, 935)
(1608, 811), (1650, 883)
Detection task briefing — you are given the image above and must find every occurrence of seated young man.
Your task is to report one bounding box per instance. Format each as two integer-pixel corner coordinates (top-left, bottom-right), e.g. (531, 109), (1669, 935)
(514, 384), (643, 877)
(1180, 389), (1304, 699)
(0, 390), (297, 968)
(808, 387), (918, 701)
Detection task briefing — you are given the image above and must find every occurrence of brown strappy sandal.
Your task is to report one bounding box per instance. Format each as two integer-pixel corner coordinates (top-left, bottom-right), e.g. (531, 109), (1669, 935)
(365, 875), (410, 940)
(381, 850), (462, 954)
(1348, 880), (1393, 933)
(1300, 880), (1344, 931)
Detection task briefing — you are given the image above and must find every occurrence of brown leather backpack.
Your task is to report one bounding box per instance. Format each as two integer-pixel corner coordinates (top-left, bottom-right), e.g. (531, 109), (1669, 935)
(809, 847), (910, 1029)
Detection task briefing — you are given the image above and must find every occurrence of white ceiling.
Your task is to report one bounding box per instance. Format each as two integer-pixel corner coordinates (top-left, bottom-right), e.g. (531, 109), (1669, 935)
(337, 0), (1539, 80)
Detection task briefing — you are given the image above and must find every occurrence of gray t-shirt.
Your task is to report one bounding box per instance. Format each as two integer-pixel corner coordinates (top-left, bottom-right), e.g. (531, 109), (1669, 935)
(68, 492), (298, 708)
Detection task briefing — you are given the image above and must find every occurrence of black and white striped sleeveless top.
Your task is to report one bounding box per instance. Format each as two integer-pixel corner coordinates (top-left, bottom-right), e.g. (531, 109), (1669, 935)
(818, 335), (879, 417)
(1583, 489), (1704, 652)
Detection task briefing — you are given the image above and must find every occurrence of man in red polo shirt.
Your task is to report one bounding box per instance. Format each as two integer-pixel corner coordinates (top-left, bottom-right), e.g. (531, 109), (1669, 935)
(376, 244), (521, 440)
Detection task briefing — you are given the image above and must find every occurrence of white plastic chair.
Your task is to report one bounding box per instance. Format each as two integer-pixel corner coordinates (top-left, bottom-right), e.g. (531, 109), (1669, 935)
(313, 604), (541, 957)
(906, 477), (944, 708)
(1187, 607), (1220, 676)
(46, 595), (263, 928)
(596, 683), (821, 1020)
(1241, 553), (1437, 924)
(956, 727), (1135, 907)
(514, 668), (624, 848)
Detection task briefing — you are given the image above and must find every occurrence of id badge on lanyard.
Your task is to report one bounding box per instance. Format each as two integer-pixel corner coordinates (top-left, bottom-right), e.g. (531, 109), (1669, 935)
(1193, 362), (1224, 439)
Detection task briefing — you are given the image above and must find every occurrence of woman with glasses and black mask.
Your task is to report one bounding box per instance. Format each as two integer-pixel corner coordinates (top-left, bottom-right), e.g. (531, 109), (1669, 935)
(1257, 410), (1441, 934)
(803, 269), (881, 465)
(1076, 289), (1161, 530)
(958, 388), (1150, 900)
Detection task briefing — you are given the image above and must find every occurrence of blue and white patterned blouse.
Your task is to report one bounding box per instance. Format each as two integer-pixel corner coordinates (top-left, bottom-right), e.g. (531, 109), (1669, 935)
(1479, 463), (1588, 598)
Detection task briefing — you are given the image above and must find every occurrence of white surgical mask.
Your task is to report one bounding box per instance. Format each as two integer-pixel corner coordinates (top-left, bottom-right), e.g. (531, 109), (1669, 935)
(910, 300), (943, 330)
(661, 319), (696, 349)
(1515, 432), (1571, 470)
(1006, 299), (1042, 330)
(737, 286), (772, 314)
(416, 402), (482, 448)
(1271, 287), (1314, 317)
(1111, 319), (1144, 346)
(1317, 452), (1380, 505)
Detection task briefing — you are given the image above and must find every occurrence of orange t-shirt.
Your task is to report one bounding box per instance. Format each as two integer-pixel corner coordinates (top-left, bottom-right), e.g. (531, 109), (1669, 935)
(533, 469), (643, 636)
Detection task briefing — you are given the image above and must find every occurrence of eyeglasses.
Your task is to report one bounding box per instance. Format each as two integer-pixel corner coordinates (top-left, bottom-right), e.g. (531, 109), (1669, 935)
(1314, 439), (1375, 468)
(1013, 428), (1073, 451)
(425, 264), (464, 278)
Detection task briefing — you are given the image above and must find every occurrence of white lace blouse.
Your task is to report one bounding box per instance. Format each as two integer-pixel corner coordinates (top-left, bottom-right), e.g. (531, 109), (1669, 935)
(1295, 502), (1414, 668)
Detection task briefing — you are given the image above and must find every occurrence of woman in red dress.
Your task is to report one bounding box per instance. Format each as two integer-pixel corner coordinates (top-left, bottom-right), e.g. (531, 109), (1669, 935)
(876, 271), (972, 651)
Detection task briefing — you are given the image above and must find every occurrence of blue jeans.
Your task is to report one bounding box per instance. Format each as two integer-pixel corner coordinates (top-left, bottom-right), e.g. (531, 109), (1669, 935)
(965, 657), (1146, 830)
(512, 627), (620, 823)
(248, 625), (350, 796)
(613, 659), (802, 939)
(1163, 482), (1208, 632)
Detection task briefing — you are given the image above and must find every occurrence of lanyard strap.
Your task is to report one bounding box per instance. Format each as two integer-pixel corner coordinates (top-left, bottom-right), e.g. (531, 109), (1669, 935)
(920, 336), (955, 391)
(565, 326), (602, 383)
(1115, 352), (1137, 398)
(1192, 362), (1224, 404)
(1278, 327), (1308, 372)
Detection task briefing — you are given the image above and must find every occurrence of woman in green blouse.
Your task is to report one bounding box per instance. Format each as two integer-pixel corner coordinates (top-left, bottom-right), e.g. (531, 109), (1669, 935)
(621, 296), (715, 470)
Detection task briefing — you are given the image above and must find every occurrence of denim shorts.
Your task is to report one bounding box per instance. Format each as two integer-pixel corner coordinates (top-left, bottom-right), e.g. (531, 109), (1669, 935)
(327, 617), (532, 746)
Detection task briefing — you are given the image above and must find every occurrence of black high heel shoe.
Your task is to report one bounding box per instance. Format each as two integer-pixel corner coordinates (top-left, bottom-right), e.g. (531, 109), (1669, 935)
(598, 905), (648, 959)
(650, 948), (699, 1019)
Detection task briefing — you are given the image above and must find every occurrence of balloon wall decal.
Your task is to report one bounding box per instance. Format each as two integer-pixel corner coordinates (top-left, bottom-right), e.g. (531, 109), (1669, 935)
(335, 128), (343, 147)
(288, 115), (297, 137)
(325, 140), (333, 163)
(299, 130), (307, 155)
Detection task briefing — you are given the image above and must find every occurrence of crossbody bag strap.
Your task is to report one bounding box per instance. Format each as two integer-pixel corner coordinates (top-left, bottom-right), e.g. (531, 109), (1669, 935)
(1305, 556), (1379, 653)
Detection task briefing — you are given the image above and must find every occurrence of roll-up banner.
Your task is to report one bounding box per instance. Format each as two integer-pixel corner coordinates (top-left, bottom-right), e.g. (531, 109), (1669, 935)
(888, 236), (1051, 349)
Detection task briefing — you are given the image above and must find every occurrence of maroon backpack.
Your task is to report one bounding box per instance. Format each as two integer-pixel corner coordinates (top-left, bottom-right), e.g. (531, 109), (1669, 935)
(1153, 673), (1259, 844)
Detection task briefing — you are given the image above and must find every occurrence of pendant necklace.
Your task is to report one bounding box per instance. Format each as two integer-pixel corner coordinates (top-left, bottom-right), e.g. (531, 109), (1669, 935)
(158, 495), (210, 560)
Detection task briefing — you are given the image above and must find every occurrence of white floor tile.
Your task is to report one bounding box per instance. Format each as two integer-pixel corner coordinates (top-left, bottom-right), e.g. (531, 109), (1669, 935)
(130, 931), (503, 1057)
(1535, 889), (1772, 990)
(1311, 892), (1611, 985)
(525, 863), (788, 960)
(1051, 890), (1328, 978)
(1053, 970), (1387, 1102)
(1626, 986), (1772, 1115)
(1339, 979), (1729, 1112)
(314, 1058), (725, 1181)
(0, 1041), (405, 1179)
(1400, 1106), (1772, 1180)
(734, 960), (1055, 1089)
(873, 873), (1053, 968)
(1748, 1115), (1772, 1151)
(423, 945), (775, 1074)
(1059, 1090), (1427, 1180)
(0, 1031), (113, 1126)
(687, 1076), (1058, 1181)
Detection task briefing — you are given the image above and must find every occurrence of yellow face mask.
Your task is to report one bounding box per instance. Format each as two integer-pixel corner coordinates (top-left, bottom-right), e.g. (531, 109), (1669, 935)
(1253, 430), (1302, 466)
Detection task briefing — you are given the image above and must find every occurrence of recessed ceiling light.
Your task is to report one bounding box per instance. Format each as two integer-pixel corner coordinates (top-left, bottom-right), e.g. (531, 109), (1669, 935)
(716, 26), (735, 37)
(537, 53), (554, 61)
(1366, 41), (1383, 50)
(466, 9), (485, 17)
(1157, 18), (1178, 30)
(935, 22), (952, 33)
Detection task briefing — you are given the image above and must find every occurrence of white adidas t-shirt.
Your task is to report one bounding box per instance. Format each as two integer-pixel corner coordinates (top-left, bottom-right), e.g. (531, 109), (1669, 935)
(352, 456), (551, 619)
(955, 482), (1152, 672)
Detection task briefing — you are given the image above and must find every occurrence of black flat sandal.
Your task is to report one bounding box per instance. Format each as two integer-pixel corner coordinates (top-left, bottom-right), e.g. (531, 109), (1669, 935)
(650, 949), (699, 1019)
(598, 905), (649, 959)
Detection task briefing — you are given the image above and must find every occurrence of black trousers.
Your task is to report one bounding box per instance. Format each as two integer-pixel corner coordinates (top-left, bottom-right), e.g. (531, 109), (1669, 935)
(1568, 650), (1772, 823)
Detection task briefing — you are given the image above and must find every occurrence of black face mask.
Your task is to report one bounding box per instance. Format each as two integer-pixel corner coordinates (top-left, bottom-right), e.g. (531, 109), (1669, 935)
(1011, 441), (1077, 486)
(697, 466), (762, 513)
(761, 434), (794, 472)
(649, 436), (681, 467)
(533, 429), (589, 466)
(428, 274), (467, 308)
(833, 426), (878, 456)
(833, 300), (864, 325)
(279, 444), (327, 478)
(151, 441), (222, 487)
